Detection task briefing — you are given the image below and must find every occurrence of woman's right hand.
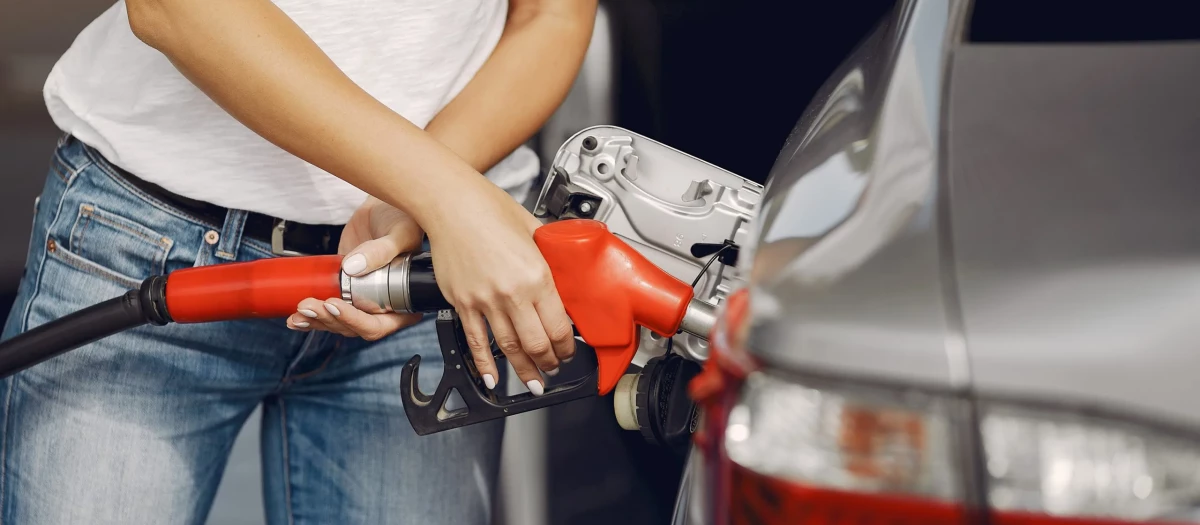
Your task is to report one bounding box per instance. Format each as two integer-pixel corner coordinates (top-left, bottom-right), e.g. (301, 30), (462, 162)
(425, 184), (576, 396)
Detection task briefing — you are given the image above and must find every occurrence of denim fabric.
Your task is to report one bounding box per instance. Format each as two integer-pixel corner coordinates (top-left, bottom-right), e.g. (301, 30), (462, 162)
(0, 136), (504, 525)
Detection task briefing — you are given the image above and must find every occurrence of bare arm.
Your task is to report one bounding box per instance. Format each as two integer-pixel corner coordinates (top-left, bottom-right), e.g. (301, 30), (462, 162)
(126, 0), (494, 235)
(425, 0), (598, 172)
(127, 0), (586, 391)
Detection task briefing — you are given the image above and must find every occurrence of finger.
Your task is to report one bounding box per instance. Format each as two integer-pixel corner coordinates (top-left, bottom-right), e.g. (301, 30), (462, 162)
(297, 298), (356, 338)
(535, 289), (576, 363)
(509, 304), (560, 376)
(287, 314), (315, 331)
(323, 298), (421, 341)
(459, 309), (501, 391)
(341, 235), (403, 277)
(485, 308), (546, 396)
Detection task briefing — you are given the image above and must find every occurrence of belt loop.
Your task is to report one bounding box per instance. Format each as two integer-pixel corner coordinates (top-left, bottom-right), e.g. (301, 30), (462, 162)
(214, 209), (248, 261)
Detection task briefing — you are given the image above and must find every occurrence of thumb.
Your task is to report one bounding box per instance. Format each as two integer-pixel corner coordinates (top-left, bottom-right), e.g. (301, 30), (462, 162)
(341, 235), (403, 277)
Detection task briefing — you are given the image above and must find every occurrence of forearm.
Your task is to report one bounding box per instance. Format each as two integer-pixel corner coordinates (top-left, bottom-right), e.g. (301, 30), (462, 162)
(425, 0), (597, 173)
(126, 0), (485, 232)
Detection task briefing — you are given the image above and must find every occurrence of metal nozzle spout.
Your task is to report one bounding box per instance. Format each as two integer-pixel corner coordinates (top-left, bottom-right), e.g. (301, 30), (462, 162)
(679, 299), (717, 340)
(342, 254), (411, 314)
(340, 251), (452, 315)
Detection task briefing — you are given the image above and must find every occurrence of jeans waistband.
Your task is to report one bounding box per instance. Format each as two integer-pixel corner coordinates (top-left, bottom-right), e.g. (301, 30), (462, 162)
(72, 135), (344, 256)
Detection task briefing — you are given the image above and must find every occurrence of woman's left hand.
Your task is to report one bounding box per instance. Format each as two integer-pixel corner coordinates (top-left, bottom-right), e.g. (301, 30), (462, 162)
(287, 197), (424, 340)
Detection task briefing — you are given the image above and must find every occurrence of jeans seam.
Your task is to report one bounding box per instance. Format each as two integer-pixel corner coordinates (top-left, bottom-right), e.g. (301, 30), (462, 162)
(49, 159), (68, 183)
(19, 163), (80, 349)
(0, 368), (13, 525)
(281, 332), (322, 387)
(53, 142), (94, 180)
(284, 338), (343, 382)
(278, 397), (296, 525)
(79, 205), (174, 249)
(46, 246), (145, 290)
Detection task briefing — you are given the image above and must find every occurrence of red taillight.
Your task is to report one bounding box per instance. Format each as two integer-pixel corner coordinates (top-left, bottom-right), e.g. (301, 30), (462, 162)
(694, 364), (1200, 525)
(691, 296), (1200, 525)
(993, 514), (1193, 525)
(732, 463), (967, 525)
(731, 464), (1195, 525)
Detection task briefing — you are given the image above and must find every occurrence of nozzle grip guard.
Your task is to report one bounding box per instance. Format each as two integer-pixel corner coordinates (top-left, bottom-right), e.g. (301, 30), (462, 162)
(401, 310), (598, 436)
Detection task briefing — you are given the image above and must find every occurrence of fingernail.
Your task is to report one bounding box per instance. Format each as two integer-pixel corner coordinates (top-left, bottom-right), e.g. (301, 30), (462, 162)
(342, 253), (367, 275)
(563, 356), (574, 364)
(483, 374), (496, 390)
(324, 303), (341, 317)
(293, 321), (310, 328)
(544, 367), (560, 377)
(298, 309), (318, 318)
(526, 379), (544, 396)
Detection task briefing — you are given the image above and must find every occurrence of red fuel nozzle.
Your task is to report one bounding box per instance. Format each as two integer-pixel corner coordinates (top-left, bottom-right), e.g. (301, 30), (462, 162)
(0, 219), (700, 413)
(162, 220), (696, 396)
(534, 220), (695, 395)
(165, 255), (343, 323)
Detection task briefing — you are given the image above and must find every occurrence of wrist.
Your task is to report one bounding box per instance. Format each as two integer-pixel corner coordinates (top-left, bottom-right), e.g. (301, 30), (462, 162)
(420, 179), (530, 241)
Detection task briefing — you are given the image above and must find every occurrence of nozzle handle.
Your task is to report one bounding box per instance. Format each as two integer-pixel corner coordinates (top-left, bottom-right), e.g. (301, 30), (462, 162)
(166, 255), (343, 323)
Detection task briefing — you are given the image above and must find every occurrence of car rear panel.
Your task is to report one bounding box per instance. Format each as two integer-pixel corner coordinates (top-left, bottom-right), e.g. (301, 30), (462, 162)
(947, 42), (1200, 428)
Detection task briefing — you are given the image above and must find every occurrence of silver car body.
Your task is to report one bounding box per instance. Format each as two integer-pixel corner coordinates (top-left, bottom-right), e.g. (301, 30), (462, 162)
(745, 0), (1200, 427)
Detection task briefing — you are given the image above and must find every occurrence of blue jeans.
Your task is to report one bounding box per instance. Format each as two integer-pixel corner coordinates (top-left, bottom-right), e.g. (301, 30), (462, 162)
(0, 136), (504, 525)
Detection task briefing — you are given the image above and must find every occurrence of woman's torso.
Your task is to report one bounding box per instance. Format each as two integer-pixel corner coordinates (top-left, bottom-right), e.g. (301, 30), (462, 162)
(44, 0), (537, 225)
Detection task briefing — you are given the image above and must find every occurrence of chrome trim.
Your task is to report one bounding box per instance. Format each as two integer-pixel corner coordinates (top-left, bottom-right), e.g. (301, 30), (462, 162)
(345, 257), (395, 314)
(340, 270), (352, 303)
(390, 252), (413, 314)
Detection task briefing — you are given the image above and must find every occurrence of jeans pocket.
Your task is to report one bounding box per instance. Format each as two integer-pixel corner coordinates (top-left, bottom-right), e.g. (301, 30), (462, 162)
(48, 202), (175, 288)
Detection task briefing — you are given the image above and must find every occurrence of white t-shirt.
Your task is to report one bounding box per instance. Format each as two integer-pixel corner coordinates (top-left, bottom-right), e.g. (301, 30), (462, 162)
(43, 0), (539, 225)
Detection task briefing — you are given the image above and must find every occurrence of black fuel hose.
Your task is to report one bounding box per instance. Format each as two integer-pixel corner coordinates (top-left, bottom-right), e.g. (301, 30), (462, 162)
(0, 276), (170, 380)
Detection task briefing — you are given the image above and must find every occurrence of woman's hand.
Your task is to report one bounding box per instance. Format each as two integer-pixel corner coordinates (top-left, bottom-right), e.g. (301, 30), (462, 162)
(424, 185), (576, 396)
(287, 197), (423, 340)
(289, 188), (576, 397)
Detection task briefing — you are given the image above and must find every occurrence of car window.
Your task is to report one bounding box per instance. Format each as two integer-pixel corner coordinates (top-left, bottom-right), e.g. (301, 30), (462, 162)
(969, 0), (1200, 42)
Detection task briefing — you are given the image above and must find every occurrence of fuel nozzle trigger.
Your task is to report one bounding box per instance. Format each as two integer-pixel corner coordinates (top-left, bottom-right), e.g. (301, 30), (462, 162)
(400, 310), (600, 436)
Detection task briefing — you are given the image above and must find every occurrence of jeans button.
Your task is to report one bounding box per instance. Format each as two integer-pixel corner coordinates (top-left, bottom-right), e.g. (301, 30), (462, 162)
(204, 230), (220, 245)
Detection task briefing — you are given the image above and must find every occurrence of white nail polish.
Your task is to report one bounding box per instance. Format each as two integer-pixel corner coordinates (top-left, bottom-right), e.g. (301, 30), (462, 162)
(562, 356), (574, 364)
(298, 309), (318, 318)
(483, 374), (496, 390)
(526, 379), (544, 396)
(342, 253), (367, 275)
(324, 303), (341, 317)
(293, 321), (310, 328)
(544, 367), (560, 377)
